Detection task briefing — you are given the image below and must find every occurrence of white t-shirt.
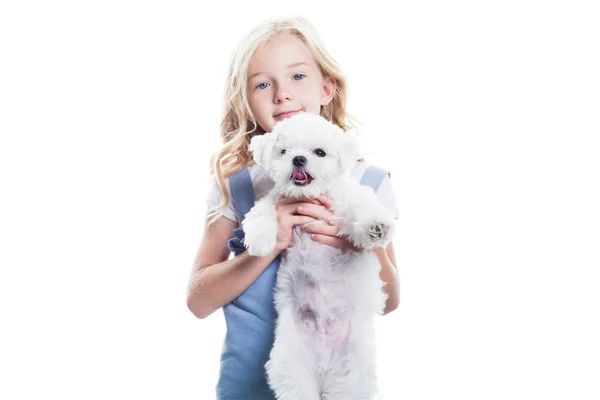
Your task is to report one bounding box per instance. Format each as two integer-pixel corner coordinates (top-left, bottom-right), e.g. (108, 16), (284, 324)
(206, 162), (400, 225)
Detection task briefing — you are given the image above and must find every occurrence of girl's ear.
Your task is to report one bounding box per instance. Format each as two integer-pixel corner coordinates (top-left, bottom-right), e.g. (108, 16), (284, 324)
(339, 132), (361, 172)
(320, 77), (337, 106)
(249, 132), (278, 167)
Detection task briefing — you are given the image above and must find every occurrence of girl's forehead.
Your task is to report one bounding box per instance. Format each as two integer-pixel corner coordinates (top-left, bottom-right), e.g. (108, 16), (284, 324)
(248, 33), (317, 75)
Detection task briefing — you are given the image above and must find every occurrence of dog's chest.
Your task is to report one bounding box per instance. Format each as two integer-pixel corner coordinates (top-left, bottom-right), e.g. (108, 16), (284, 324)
(286, 223), (346, 274)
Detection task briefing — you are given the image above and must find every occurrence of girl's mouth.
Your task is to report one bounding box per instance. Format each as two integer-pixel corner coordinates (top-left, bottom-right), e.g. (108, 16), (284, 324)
(291, 170), (313, 186)
(275, 110), (301, 119)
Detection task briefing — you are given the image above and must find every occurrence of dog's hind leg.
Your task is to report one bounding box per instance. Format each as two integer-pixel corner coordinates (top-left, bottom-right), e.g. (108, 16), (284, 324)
(265, 308), (321, 400)
(319, 335), (379, 400)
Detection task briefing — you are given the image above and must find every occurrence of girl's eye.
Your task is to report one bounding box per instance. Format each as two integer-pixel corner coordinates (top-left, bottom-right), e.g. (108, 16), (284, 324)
(293, 74), (305, 81)
(281, 149), (286, 155)
(256, 82), (269, 90)
(314, 149), (326, 157)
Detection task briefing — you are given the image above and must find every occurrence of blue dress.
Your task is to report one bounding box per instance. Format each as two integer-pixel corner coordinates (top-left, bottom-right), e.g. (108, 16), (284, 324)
(216, 165), (391, 400)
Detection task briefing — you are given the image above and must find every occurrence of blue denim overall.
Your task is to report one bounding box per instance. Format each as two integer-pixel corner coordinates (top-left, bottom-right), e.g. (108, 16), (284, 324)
(216, 165), (390, 400)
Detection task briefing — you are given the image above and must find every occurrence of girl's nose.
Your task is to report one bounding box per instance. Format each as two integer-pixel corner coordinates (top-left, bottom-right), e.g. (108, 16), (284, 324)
(274, 84), (292, 103)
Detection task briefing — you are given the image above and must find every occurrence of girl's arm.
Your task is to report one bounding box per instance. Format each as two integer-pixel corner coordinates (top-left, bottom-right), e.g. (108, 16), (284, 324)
(187, 198), (318, 319)
(186, 215), (279, 319)
(374, 243), (399, 315)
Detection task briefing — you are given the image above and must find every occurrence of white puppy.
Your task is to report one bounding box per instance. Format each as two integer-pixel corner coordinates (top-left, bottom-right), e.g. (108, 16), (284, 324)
(242, 112), (395, 400)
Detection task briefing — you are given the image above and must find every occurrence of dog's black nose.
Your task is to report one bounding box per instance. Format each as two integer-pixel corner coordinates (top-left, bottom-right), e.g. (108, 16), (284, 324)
(292, 156), (306, 167)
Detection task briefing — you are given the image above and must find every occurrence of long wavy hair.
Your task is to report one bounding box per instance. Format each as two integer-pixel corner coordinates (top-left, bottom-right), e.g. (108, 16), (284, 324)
(207, 16), (359, 226)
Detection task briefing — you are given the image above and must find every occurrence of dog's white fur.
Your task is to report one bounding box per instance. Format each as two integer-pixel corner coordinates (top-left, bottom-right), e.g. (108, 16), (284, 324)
(242, 113), (395, 400)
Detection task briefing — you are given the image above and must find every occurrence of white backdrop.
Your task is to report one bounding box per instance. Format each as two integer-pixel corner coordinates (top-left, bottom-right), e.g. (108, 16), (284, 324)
(1, 1), (599, 399)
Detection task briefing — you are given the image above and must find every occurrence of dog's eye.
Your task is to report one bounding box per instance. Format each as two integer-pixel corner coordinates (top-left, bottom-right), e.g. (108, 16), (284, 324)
(280, 149), (286, 155)
(314, 149), (326, 157)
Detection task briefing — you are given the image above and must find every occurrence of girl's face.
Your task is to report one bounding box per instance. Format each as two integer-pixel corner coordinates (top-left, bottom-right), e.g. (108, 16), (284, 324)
(247, 32), (336, 133)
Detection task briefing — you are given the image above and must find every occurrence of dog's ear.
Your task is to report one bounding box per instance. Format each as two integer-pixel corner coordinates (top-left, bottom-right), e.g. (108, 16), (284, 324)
(249, 132), (278, 167)
(339, 132), (361, 172)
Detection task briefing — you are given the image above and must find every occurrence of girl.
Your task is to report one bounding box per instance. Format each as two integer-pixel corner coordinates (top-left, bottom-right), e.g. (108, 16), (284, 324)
(187, 16), (400, 399)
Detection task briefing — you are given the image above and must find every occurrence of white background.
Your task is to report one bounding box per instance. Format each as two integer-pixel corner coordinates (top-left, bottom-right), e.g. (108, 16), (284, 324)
(1, 1), (599, 399)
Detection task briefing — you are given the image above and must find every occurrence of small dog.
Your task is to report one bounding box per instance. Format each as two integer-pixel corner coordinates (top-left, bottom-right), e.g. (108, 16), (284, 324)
(242, 113), (395, 400)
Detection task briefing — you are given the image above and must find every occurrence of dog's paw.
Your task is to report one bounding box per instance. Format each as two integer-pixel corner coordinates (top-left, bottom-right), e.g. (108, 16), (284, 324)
(369, 222), (390, 241)
(349, 213), (395, 250)
(362, 221), (392, 248)
(246, 237), (276, 257)
(242, 213), (278, 257)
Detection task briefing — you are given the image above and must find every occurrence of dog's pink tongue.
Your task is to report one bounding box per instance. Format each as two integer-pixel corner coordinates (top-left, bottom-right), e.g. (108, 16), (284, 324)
(293, 170), (308, 181)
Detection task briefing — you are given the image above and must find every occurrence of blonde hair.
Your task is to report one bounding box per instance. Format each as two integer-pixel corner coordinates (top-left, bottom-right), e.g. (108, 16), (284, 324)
(207, 16), (359, 226)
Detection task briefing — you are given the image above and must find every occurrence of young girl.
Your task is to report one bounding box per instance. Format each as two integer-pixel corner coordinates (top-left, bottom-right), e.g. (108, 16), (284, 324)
(187, 16), (400, 399)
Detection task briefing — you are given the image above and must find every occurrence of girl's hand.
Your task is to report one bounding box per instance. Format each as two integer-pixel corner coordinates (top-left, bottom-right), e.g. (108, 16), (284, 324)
(273, 196), (321, 252)
(296, 194), (361, 252)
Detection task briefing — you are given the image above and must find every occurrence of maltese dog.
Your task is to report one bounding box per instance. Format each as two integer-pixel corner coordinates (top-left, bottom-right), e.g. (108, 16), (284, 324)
(242, 112), (395, 400)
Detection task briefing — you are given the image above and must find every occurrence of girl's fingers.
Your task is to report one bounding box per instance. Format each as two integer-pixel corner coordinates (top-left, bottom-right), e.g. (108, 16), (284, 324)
(276, 196), (322, 207)
(302, 223), (339, 237)
(287, 215), (318, 227)
(304, 198), (322, 205)
(277, 200), (322, 217)
(276, 196), (304, 206)
(279, 202), (317, 216)
(295, 203), (334, 223)
(278, 203), (301, 215)
(317, 194), (332, 209)
(311, 233), (360, 252)
(309, 234), (346, 249)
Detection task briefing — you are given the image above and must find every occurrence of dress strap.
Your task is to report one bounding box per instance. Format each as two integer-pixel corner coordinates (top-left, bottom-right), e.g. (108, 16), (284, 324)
(229, 167), (255, 222)
(359, 164), (390, 193)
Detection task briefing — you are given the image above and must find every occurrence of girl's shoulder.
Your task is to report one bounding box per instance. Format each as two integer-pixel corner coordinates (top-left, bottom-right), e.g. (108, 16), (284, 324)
(353, 160), (389, 173)
(205, 164), (274, 223)
(350, 161), (390, 178)
(247, 164), (275, 201)
(352, 161), (399, 219)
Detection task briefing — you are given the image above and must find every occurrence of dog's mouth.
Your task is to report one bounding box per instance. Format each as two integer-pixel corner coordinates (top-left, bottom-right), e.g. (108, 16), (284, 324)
(291, 170), (314, 186)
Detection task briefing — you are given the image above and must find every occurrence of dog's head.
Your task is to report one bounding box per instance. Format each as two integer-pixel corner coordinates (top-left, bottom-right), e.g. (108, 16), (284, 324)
(249, 112), (360, 198)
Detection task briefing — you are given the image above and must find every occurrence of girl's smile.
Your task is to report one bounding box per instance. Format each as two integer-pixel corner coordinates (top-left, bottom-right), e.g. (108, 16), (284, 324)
(274, 109), (302, 120)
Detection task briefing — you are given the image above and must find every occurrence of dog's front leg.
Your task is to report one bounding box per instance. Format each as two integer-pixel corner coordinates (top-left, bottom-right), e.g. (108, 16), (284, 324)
(329, 180), (395, 251)
(241, 193), (279, 257)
